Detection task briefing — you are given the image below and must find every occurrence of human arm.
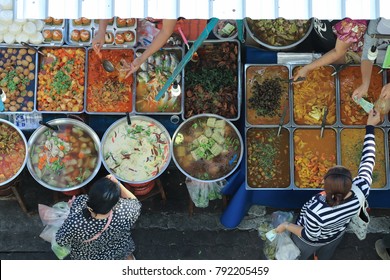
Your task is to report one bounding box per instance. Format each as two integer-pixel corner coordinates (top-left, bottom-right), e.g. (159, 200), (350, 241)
(125, 19), (177, 77)
(92, 19), (109, 53)
(352, 59), (374, 100)
(354, 110), (379, 189)
(380, 83), (390, 100)
(275, 222), (303, 237)
(352, 20), (379, 100)
(106, 174), (137, 199)
(293, 39), (351, 81)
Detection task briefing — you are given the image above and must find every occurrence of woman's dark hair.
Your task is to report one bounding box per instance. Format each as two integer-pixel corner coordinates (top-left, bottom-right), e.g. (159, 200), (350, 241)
(323, 166), (352, 207)
(82, 177), (120, 218)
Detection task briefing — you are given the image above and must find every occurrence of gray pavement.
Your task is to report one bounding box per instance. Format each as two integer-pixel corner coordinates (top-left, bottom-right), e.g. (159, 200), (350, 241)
(0, 166), (390, 260)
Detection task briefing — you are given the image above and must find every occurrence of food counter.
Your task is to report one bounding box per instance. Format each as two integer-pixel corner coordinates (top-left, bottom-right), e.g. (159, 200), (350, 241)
(220, 46), (390, 228)
(1, 17), (390, 229)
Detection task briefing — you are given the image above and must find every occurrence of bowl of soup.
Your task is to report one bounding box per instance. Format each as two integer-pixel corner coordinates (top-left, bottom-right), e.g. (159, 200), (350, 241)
(101, 115), (172, 184)
(0, 119), (28, 187)
(27, 118), (101, 191)
(172, 114), (243, 182)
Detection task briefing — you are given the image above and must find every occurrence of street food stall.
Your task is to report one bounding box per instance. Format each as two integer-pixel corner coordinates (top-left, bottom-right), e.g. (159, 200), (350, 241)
(1, 1), (390, 228)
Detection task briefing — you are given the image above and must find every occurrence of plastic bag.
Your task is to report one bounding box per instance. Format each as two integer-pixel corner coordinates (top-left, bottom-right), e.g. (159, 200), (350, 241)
(275, 232), (300, 260)
(38, 202), (70, 243)
(258, 211), (294, 260)
(271, 211), (293, 228)
(185, 177), (226, 208)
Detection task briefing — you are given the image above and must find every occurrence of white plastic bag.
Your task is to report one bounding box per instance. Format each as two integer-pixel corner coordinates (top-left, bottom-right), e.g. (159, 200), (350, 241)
(185, 177), (226, 208)
(38, 202), (70, 243)
(275, 232), (300, 260)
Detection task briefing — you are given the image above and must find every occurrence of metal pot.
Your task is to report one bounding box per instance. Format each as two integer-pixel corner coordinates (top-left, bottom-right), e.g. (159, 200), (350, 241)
(244, 18), (314, 51)
(171, 113), (243, 182)
(27, 118), (101, 192)
(0, 119), (28, 188)
(101, 115), (172, 184)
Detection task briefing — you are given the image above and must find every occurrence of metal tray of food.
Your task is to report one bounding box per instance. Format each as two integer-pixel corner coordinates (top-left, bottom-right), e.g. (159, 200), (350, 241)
(0, 46), (37, 114)
(66, 17), (93, 46)
(291, 127), (339, 190)
(35, 46), (87, 114)
(85, 46), (136, 115)
(290, 64), (337, 127)
(0, 16), (65, 46)
(182, 39), (242, 121)
(113, 17), (137, 30)
(245, 126), (293, 190)
(337, 64), (386, 127)
(134, 46), (184, 115)
(245, 64), (291, 127)
(339, 126), (389, 190)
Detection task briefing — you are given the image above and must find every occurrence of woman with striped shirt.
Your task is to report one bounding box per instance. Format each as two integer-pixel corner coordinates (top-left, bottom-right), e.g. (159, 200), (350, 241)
(276, 109), (381, 259)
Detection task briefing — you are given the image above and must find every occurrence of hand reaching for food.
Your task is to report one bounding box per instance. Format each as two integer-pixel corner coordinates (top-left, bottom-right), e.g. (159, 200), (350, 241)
(293, 66), (309, 82)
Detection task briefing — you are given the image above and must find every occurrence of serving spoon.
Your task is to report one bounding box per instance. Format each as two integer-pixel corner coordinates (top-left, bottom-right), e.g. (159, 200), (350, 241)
(21, 42), (57, 64)
(95, 44), (115, 72)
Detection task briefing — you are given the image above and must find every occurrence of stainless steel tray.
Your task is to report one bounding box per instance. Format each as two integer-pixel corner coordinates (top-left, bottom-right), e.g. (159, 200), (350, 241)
(84, 46), (136, 115)
(133, 46), (184, 116)
(35, 46), (87, 114)
(245, 126), (293, 190)
(244, 64), (292, 127)
(182, 39), (242, 122)
(0, 46), (37, 114)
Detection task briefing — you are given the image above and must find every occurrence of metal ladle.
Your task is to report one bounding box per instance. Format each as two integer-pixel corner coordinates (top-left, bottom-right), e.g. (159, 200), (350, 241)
(21, 42), (57, 63)
(95, 44), (115, 72)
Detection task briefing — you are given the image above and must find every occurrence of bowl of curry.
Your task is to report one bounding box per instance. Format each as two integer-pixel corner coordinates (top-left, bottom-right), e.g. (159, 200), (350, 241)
(0, 119), (28, 187)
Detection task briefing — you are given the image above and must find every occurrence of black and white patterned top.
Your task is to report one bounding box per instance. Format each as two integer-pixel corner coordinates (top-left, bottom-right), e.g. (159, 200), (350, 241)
(55, 195), (141, 260)
(296, 125), (376, 245)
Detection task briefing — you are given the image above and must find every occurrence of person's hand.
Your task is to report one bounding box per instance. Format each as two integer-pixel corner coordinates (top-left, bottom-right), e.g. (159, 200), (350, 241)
(106, 174), (119, 185)
(367, 109), (381, 126)
(275, 222), (289, 234)
(293, 66), (309, 82)
(380, 83), (390, 100)
(124, 57), (142, 79)
(352, 84), (369, 101)
(92, 32), (105, 54)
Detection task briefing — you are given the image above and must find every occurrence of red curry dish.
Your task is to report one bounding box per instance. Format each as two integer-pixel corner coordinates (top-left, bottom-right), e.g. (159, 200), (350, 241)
(87, 49), (134, 113)
(0, 121), (27, 184)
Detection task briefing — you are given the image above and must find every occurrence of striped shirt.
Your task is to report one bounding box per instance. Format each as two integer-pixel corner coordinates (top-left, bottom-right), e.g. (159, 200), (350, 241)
(296, 126), (376, 245)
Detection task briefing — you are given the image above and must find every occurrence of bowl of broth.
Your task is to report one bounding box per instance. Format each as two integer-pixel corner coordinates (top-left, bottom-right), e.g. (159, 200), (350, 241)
(0, 119), (28, 188)
(101, 115), (172, 184)
(27, 118), (101, 191)
(172, 114), (243, 182)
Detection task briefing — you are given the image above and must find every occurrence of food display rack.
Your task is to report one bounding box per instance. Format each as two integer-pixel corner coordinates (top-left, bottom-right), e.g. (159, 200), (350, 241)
(244, 63), (389, 191)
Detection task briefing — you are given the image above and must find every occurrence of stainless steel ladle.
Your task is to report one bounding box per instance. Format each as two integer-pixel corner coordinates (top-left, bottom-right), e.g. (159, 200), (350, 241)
(95, 43), (115, 72)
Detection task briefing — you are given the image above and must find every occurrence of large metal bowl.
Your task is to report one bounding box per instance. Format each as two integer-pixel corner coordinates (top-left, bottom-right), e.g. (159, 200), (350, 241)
(244, 18), (313, 51)
(27, 118), (101, 192)
(0, 119), (28, 188)
(171, 113), (243, 182)
(100, 115), (172, 184)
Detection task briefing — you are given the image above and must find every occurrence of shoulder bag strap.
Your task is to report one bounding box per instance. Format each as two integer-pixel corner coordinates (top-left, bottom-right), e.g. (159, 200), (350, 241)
(84, 210), (113, 243)
(351, 185), (365, 207)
